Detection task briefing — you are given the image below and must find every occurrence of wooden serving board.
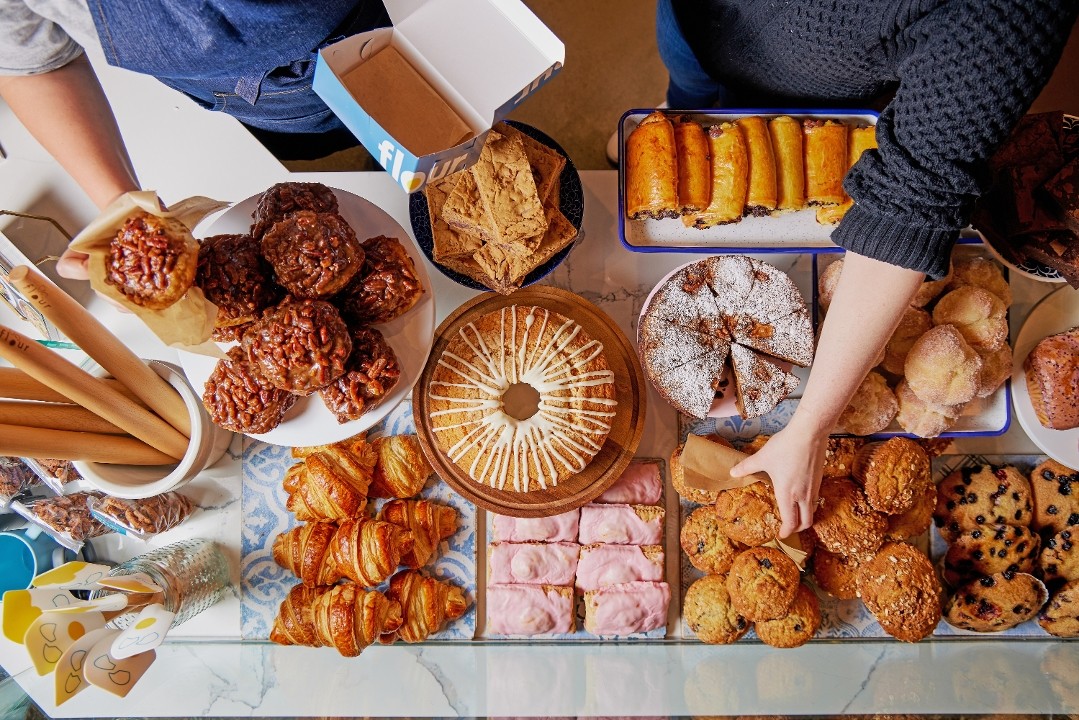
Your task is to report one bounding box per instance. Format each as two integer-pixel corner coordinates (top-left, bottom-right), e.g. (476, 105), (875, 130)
(413, 285), (646, 517)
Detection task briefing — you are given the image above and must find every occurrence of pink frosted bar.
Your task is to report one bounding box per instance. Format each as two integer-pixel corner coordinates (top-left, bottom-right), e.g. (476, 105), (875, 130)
(575, 544), (665, 593)
(488, 542), (581, 585)
(583, 581), (670, 636)
(595, 460), (663, 505)
(486, 584), (575, 635)
(491, 510), (580, 543)
(577, 504), (664, 545)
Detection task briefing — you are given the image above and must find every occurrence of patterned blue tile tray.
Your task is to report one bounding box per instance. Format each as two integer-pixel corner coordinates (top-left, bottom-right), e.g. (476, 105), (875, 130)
(240, 396), (477, 641)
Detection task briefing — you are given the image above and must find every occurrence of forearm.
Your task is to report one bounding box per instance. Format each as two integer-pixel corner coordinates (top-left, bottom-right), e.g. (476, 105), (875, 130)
(789, 251), (924, 435)
(0, 55), (138, 209)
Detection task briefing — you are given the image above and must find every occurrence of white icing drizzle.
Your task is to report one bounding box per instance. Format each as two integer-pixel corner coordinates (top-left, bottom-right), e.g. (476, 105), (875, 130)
(429, 306), (618, 492)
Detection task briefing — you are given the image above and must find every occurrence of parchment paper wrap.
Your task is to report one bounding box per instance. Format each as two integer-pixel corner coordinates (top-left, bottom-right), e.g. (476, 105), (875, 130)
(68, 191), (231, 356)
(681, 433), (769, 493)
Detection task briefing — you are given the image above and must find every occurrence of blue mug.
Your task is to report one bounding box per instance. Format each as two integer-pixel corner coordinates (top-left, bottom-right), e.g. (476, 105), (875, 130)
(0, 527), (73, 593)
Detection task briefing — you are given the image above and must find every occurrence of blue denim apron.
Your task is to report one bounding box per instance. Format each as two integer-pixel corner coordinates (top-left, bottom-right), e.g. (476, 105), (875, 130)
(88, 1), (390, 134)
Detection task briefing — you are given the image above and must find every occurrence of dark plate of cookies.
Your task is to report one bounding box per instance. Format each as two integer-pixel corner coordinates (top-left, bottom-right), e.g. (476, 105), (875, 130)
(180, 184), (435, 446)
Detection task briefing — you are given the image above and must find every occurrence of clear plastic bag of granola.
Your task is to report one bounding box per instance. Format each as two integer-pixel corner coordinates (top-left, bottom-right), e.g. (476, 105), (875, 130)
(21, 458), (85, 496)
(11, 491), (112, 551)
(86, 492), (195, 541)
(0, 456), (42, 509)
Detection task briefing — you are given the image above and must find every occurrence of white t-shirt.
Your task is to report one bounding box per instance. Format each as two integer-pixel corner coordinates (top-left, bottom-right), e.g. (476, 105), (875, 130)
(0, 0), (97, 75)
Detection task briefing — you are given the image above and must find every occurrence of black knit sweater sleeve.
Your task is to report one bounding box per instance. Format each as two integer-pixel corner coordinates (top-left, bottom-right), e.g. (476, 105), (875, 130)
(833, 0), (1077, 279)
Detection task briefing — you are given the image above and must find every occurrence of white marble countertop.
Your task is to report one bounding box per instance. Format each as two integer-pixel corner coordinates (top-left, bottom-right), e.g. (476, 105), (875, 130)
(0, 46), (1073, 718)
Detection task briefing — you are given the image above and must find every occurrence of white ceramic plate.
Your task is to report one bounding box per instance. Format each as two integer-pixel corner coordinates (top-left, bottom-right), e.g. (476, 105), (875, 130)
(180, 187), (435, 447)
(1012, 286), (1079, 467)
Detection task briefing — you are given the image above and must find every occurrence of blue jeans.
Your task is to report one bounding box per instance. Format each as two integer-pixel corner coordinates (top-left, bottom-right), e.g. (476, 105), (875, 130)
(656, 0), (727, 108)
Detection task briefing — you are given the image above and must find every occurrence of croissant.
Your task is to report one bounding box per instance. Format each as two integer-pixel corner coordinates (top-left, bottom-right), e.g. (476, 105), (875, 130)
(269, 584), (320, 646)
(382, 569), (469, 643)
(311, 584), (403, 657)
(377, 499), (457, 568)
(272, 521), (339, 587)
(331, 517), (414, 586)
(284, 437), (377, 521)
(368, 434), (432, 499)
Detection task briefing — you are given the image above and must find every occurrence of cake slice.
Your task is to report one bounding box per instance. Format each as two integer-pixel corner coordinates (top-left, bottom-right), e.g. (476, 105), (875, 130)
(595, 460), (663, 505)
(578, 504), (665, 545)
(732, 258), (807, 325)
(647, 347), (728, 419)
(642, 270), (725, 335)
(1023, 327), (1079, 430)
(491, 510), (580, 543)
(575, 544), (665, 593)
(486, 584), (575, 636)
(705, 255), (757, 316)
(488, 542), (581, 585)
(729, 344), (802, 419)
(730, 307), (815, 367)
(583, 581), (670, 636)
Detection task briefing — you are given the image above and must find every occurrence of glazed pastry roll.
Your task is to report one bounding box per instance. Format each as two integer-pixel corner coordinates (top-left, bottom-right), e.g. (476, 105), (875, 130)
(575, 544), (665, 593)
(687, 122), (748, 228)
(736, 116), (778, 215)
(847, 125), (878, 168)
(583, 581), (670, 636)
(486, 584), (575, 636)
(488, 542), (581, 585)
(594, 459), (663, 504)
(491, 509), (580, 543)
(672, 116), (711, 214)
(816, 198), (854, 225)
(768, 116), (806, 211)
(625, 111), (680, 220)
(577, 503), (665, 545)
(804, 119), (848, 205)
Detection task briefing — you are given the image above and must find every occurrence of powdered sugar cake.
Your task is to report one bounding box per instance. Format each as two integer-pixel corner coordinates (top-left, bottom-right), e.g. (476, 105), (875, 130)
(428, 305), (617, 493)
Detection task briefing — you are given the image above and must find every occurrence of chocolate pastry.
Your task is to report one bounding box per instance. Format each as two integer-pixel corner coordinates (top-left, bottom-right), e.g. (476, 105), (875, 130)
(251, 181), (339, 240)
(202, 346), (297, 434)
(319, 327), (401, 423)
(243, 298), (351, 395)
(105, 211), (197, 309)
(196, 234), (278, 341)
(261, 210), (363, 299)
(338, 236), (424, 325)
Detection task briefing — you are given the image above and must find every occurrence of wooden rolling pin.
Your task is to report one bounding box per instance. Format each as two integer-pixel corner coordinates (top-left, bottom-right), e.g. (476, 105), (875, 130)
(7, 265), (192, 437)
(0, 400), (127, 435)
(0, 367), (146, 404)
(0, 423), (177, 465)
(0, 323), (189, 460)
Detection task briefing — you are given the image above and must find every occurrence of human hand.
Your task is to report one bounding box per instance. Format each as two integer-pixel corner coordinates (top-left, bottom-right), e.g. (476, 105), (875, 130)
(729, 425), (828, 538)
(56, 247), (90, 280)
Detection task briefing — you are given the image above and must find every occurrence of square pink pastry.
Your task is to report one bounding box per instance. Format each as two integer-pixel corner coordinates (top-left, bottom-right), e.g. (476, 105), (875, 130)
(595, 460), (663, 505)
(575, 544), (664, 593)
(583, 581), (670, 636)
(488, 542), (581, 585)
(491, 510), (580, 543)
(486, 584), (575, 636)
(578, 504), (664, 545)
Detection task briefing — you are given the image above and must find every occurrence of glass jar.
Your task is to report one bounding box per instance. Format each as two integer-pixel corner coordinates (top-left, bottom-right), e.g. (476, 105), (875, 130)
(92, 538), (230, 629)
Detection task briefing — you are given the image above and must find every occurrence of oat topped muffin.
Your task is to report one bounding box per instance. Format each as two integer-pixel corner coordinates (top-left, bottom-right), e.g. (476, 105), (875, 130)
(812, 477), (887, 561)
(715, 481), (782, 546)
(856, 541), (942, 642)
(853, 437), (931, 515)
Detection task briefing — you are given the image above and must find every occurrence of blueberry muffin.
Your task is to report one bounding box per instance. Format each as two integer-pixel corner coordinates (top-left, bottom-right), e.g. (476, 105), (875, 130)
(1029, 459), (1079, 536)
(944, 571), (1048, 632)
(853, 437), (931, 515)
(885, 481), (937, 541)
(683, 574), (752, 644)
(681, 505), (745, 575)
(811, 547), (864, 600)
(812, 477), (887, 561)
(823, 437), (864, 479)
(754, 583), (821, 648)
(1038, 578), (1079, 638)
(670, 441), (720, 505)
(1039, 528), (1079, 586)
(856, 541), (942, 642)
(714, 482), (782, 547)
(933, 464), (1033, 543)
(726, 547), (800, 622)
(943, 525), (1041, 587)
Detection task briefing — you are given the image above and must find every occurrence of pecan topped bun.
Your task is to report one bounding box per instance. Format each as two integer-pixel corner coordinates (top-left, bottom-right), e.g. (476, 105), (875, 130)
(338, 236), (424, 325)
(250, 181), (339, 241)
(202, 346), (297, 434)
(242, 298), (352, 395)
(319, 327), (401, 423)
(196, 233), (279, 341)
(105, 210), (198, 309)
(261, 211), (363, 299)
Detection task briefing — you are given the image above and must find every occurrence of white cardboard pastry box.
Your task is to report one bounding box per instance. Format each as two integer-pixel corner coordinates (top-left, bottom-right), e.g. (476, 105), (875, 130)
(313, 0), (564, 194)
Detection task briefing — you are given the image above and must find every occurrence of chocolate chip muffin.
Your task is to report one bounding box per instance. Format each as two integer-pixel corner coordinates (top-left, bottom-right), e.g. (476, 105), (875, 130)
(680, 505), (744, 575)
(943, 524), (1041, 587)
(885, 481), (937, 541)
(1029, 459), (1079, 536)
(754, 582), (821, 648)
(1038, 578), (1079, 638)
(715, 482), (782, 546)
(196, 233), (278, 341)
(261, 210), (363, 299)
(683, 574), (751, 644)
(856, 541), (942, 642)
(823, 437), (864, 479)
(812, 477), (887, 561)
(726, 547), (800, 622)
(933, 464), (1033, 542)
(811, 547), (864, 600)
(944, 571), (1048, 632)
(853, 437), (931, 515)
(202, 346), (297, 434)
(670, 441), (720, 505)
(242, 298), (352, 395)
(1039, 528), (1079, 586)
(318, 327), (401, 424)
